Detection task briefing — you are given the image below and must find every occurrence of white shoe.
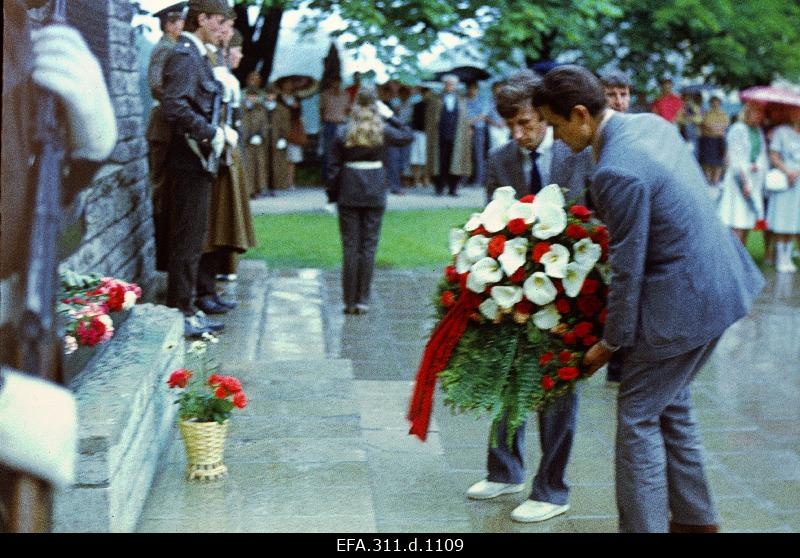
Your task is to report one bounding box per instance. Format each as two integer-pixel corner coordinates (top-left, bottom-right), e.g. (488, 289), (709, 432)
(511, 500), (569, 523)
(466, 479), (525, 500)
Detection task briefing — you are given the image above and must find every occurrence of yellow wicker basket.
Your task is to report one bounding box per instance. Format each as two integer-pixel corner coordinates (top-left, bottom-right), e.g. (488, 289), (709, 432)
(178, 419), (229, 481)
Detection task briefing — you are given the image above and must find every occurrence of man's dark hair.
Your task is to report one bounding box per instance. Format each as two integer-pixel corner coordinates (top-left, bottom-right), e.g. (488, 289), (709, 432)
(531, 65), (607, 119)
(495, 70), (539, 119)
(184, 8), (201, 31)
(599, 70), (631, 90)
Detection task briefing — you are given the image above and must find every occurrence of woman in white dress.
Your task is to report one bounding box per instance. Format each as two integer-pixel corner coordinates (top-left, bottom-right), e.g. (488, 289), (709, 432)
(766, 106), (800, 273)
(717, 102), (768, 242)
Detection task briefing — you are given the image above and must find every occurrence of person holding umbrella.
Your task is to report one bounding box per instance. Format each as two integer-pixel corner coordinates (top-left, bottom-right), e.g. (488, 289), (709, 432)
(717, 101), (769, 243)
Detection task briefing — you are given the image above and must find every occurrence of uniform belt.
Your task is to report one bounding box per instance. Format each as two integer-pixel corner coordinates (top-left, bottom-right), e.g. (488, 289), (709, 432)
(345, 161), (383, 170)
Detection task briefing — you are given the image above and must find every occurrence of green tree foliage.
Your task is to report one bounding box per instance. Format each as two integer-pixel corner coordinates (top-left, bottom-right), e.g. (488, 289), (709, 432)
(235, 0), (800, 92)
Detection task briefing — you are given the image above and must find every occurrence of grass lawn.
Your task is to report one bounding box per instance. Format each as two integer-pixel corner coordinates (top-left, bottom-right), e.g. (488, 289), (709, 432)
(244, 208), (479, 269)
(245, 208), (771, 270)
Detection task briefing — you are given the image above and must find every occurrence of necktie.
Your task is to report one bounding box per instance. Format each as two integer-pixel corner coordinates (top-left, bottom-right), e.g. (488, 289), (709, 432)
(530, 151), (542, 194)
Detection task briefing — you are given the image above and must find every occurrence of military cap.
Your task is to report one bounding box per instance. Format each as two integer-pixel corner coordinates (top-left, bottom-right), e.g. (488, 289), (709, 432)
(153, 2), (186, 21)
(187, 0), (229, 16)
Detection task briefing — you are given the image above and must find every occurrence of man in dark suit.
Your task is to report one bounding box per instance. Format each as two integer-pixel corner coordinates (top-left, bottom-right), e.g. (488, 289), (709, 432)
(533, 65), (765, 532)
(469, 71), (593, 524)
(161, 0), (231, 337)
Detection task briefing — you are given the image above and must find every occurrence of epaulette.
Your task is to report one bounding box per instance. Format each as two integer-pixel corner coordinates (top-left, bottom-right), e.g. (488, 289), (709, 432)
(173, 42), (194, 55)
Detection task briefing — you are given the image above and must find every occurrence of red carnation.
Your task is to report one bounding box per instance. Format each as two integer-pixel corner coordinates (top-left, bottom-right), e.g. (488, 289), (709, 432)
(214, 386), (229, 399)
(555, 298), (570, 314)
(558, 350), (573, 363)
(106, 284), (127, 312)
(563, 331), (578, 345)
(207, 374), (222, 386)
(599, 308), (608, 325)
(541, 375), (556, 390)
(573, 321), (594, 338)
(539, 352), (554, 365)
(580, 278), (600, 295)
(509, 267), (526, 283)
(583, 334), (599, 346)
(471, 225), (489, 236)
(444, 265), (459, 283)
(569, 205), (592, 222)
(577, 295), (603, 317)
(590, 225), (609, 243)
(221, 376), (242, 394)
(515, 300), (534, 315)
(565, 223), (590, 240)
(555, 281), (564, 294)
(507, 218), (527, 235)
(233, 392), (248, 409)
(167, 369), (192, 389)
(531, 242), (551, 263)
(488, 235), (507, 259)
(440, 291), (456, 308)
(519, 194), (535, 203)
(557, 366), (580, 381)
(754, 219), (768, 231)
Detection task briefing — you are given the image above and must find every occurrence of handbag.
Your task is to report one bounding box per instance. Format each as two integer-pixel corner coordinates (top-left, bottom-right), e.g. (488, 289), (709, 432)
(765, 168), (789, 192)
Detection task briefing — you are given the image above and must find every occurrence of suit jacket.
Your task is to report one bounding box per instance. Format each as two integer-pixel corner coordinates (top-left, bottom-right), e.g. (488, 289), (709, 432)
(485, 138), (593, 205)
(591, 113), (764, 360)
(427, 95), (472, 177)
(161, 33), (220, 172)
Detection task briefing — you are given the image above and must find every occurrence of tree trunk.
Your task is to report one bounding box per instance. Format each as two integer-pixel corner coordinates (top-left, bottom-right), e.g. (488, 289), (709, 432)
(233, 4), (284, 86)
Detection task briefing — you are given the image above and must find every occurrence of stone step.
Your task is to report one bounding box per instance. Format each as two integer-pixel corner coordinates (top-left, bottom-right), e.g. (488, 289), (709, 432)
(53, 303), (184, 532)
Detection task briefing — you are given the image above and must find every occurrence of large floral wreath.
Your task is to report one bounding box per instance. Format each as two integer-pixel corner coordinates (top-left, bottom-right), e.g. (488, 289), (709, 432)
(408, 184), (610, 442)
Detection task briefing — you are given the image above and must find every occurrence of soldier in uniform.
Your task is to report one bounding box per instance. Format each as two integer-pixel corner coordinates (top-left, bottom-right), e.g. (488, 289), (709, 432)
(243, 84), (290, 198)
(161, 0), (232, 337)
(146, 3), (185, 272)
(1, 0), (117, 531)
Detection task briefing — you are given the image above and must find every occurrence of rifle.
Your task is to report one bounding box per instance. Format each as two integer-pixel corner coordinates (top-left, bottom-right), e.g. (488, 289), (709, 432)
(6, 0), (68, 533)
(205, 85), (223, 174)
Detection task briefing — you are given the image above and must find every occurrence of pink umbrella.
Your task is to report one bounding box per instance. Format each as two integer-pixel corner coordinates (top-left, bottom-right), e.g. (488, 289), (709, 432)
(740, 86), (800, 107)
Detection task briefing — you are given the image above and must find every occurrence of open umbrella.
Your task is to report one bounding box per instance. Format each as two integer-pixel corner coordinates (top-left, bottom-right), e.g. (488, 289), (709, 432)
(137, 0), (186, 15)
(273, 75), (320, 99)
(434, 65), (491, 84)
(740, 85), (800, 125)
(740, 85), (800, 107)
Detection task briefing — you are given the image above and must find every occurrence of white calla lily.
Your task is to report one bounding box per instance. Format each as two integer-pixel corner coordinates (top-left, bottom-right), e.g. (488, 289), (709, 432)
(455, 250), (473, 273)
(491, 285), (523, 310)
(532, 203), (568, 239)
(572, 238), (602, 268)
(466, 257), (503, 293)
(464, 235), (489, 261)
(506, 201), (536, 224)
(562, 262), (591, 297)
(532, 183), (566, 210)
(540, 244), (570, 278)
(522, 272), (558, 306)
(464, 212), (483, 231)
(480, 198), (512, 233)
(449, 228), (468, 256)
(497, 237), (529, 276)
(479, 297), (500, 320)
(532, 303), (561, 330)
(492, 185), (518, 204)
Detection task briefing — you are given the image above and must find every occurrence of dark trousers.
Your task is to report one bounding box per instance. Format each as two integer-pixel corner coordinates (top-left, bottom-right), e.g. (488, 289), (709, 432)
(149, 139), (171, 272)
(321, 121), (342, 183)
(436, 138), (460, 195)
(165, 168), (212, 316)
(197, 247), (235, 298)
(337, 206), (384, 307)
(487, 390), (579, 505)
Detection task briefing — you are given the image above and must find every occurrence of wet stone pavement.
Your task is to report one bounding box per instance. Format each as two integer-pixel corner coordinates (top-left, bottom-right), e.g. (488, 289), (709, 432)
(137, 259), (799, 533)
(320, 267), (800, 533)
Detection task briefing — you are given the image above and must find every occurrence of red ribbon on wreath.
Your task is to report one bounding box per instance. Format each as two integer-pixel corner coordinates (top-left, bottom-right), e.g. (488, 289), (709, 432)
(407, 290), (482, 441)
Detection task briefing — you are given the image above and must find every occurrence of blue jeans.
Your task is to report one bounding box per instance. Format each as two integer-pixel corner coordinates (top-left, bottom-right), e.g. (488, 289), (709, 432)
(487, 389), (579, 506)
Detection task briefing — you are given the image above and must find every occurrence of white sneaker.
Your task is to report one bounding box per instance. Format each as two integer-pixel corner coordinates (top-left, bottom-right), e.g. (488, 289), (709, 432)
(466, 479), (525, 500)
(511, 500), (569, 523)
(777, 260), (797, 273)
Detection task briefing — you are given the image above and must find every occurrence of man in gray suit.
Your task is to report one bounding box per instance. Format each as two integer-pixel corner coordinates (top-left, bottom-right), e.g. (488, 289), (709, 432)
(532, 65), (765, 533)
(468, 71), (593, 524)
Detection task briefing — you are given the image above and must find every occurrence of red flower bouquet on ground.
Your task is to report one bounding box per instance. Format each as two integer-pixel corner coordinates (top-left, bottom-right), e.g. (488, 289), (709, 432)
(408, 185), (610, 442)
